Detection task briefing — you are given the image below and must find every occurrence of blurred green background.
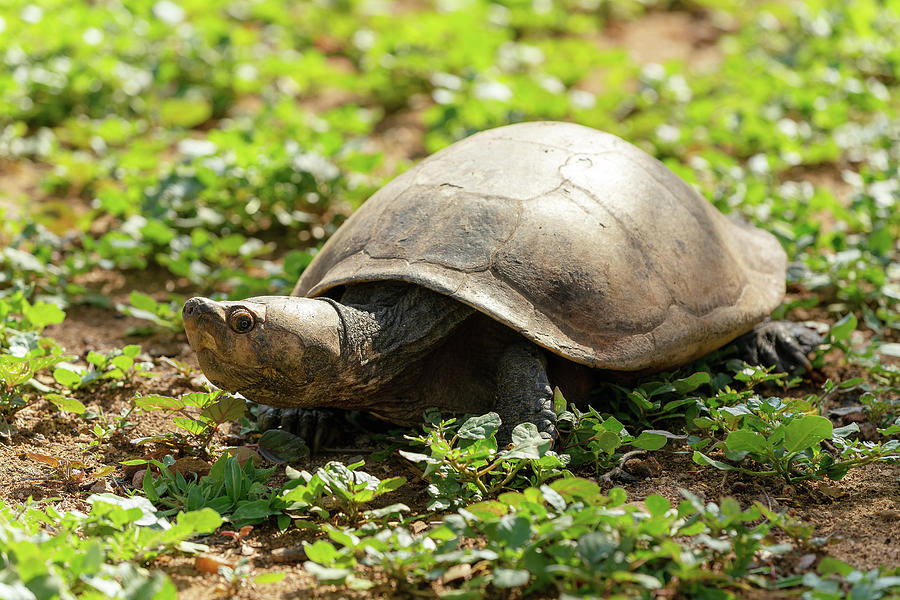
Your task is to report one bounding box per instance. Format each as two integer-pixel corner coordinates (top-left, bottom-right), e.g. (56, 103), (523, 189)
(1, 0), (899, 331)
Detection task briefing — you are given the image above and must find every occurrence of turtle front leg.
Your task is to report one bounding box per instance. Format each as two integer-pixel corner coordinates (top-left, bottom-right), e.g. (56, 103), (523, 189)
(256, 406), (343, 452)
(494, 343), (557, 445)
(736, 320), (822, 372)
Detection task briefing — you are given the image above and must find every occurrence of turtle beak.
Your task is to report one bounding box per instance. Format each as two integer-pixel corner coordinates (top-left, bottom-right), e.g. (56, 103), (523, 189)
(183, 297), (225, 352)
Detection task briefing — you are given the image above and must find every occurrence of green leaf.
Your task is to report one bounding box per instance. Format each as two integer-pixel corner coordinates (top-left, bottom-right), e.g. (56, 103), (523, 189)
(374, 477), (406, 495)
(495, 514), (531, 548)
(672, 372), (710, 394)
(129, 291), (159, 313)
(644, 494), (670, 517)
(134, 394), (185, 411)
(553, 387), (567, 414)
(110, 355), (134, 371)
(457, 412), (501, 440)
(230, 500), (277, 527)
(829, 313), (857, 343)
(364, 503), (410, 519)
(493, 568), (530, 588)
(577, 531), (617, 568)
(783, 415), (832, 453)
(23, 302), (65, 329)
(53, 368), (82, 389)
(397, 450), (431, 463)
(725, 429), (769, 455)
(173, 417), (208, 435)
(86, 351), (107, 367)
(692, 451), (736, 471)
(594, 430), (623, 454)
(200, 396), (246, 424)
(464, 501), (507, 520)
(631, 431), (668, 451)
(224, 457), (244, 503)
(550, 478), (601, 501)
(173, 508), (223, 535)
(504, 422), (550, 459)
(831, 423), (859, 438)
(46, 394), (86, 414)
(253, 573), (286, 584)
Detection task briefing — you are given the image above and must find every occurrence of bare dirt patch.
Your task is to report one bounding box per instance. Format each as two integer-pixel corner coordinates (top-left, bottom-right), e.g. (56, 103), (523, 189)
(601, 11), (725, 71)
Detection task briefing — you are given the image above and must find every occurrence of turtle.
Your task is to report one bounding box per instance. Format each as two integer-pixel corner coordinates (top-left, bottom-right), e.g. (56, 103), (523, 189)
(182, 121), (820, 446)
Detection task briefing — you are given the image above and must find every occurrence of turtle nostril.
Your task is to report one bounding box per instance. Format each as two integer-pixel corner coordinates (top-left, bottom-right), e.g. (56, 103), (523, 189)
(183, 298), (198, 317)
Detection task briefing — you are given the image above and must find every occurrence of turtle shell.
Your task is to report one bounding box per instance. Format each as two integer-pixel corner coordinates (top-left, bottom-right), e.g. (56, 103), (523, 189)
(293, 121), (785, 372)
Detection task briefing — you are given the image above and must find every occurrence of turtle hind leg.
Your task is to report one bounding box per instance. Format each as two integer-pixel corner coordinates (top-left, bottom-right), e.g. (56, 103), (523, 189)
(736, 320), (822, 372)
(494, 343), (557, 445)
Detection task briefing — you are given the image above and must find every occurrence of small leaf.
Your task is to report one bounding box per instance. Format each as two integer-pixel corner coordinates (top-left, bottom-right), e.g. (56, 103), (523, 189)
(505, 422), (550, 459)
(23, 302), (65, 329)
(644, 494), (670, 517)
(692, 451), (736, 471)
(726, 429), (769, 455)
(457, 412), (501, 440)
(160, 97), (213, 128)
(550, 478), (601, 500)
(397, 450), (431, 463)
(110, 355), (134, 371)
(134, 394), (185, 411)
(464, 500), (507, 520)
(200, 395), (246, 424)
(553, 387), (567, 414)
(46, 394), (87, 414)
(671, 372), (710, 394)
(784, 415), (832, 453)
(253, 573), (286, 584)
(495, 514), (531, 548)
(594, 430), (622, 454)
(129, 291), (159, 312)
(53, 368), (82, 389)
(829, 313), (857, 343)
(577, 531), (617, 568)
(631, 431), (667, 450)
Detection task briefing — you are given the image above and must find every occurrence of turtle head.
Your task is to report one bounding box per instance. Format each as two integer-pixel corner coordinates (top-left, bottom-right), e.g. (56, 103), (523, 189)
(182, 296), (343, 407)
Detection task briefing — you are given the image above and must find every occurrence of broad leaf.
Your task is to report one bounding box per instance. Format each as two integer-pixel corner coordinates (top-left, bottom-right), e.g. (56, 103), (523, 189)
(784, 415), (832, 453)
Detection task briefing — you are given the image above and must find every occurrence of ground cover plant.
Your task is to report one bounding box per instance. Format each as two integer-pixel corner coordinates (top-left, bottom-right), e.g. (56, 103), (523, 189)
(1, 0), (900, 597)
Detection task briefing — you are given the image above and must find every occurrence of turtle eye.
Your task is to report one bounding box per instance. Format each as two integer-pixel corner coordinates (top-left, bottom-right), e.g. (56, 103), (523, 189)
(228, 309), (255, 333)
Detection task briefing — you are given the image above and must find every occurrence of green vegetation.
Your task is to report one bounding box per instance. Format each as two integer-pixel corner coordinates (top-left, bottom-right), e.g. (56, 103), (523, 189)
(0, 494), (220, 599)
(1, 0), (900, 597)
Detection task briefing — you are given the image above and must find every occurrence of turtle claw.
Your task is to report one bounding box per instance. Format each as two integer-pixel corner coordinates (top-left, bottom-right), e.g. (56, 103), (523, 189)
(256, 406), (340, 453)
(736, 320), (823, 372)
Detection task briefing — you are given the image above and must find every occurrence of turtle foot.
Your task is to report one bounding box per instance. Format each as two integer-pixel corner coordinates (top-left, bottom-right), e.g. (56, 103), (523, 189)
(736, 320), (822, 372)
(256, 406), (343, 453)
(495, 343), (557, 446)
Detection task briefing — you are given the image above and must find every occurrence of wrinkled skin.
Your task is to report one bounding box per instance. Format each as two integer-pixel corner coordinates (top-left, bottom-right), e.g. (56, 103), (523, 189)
(182, 296), (346, 409)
